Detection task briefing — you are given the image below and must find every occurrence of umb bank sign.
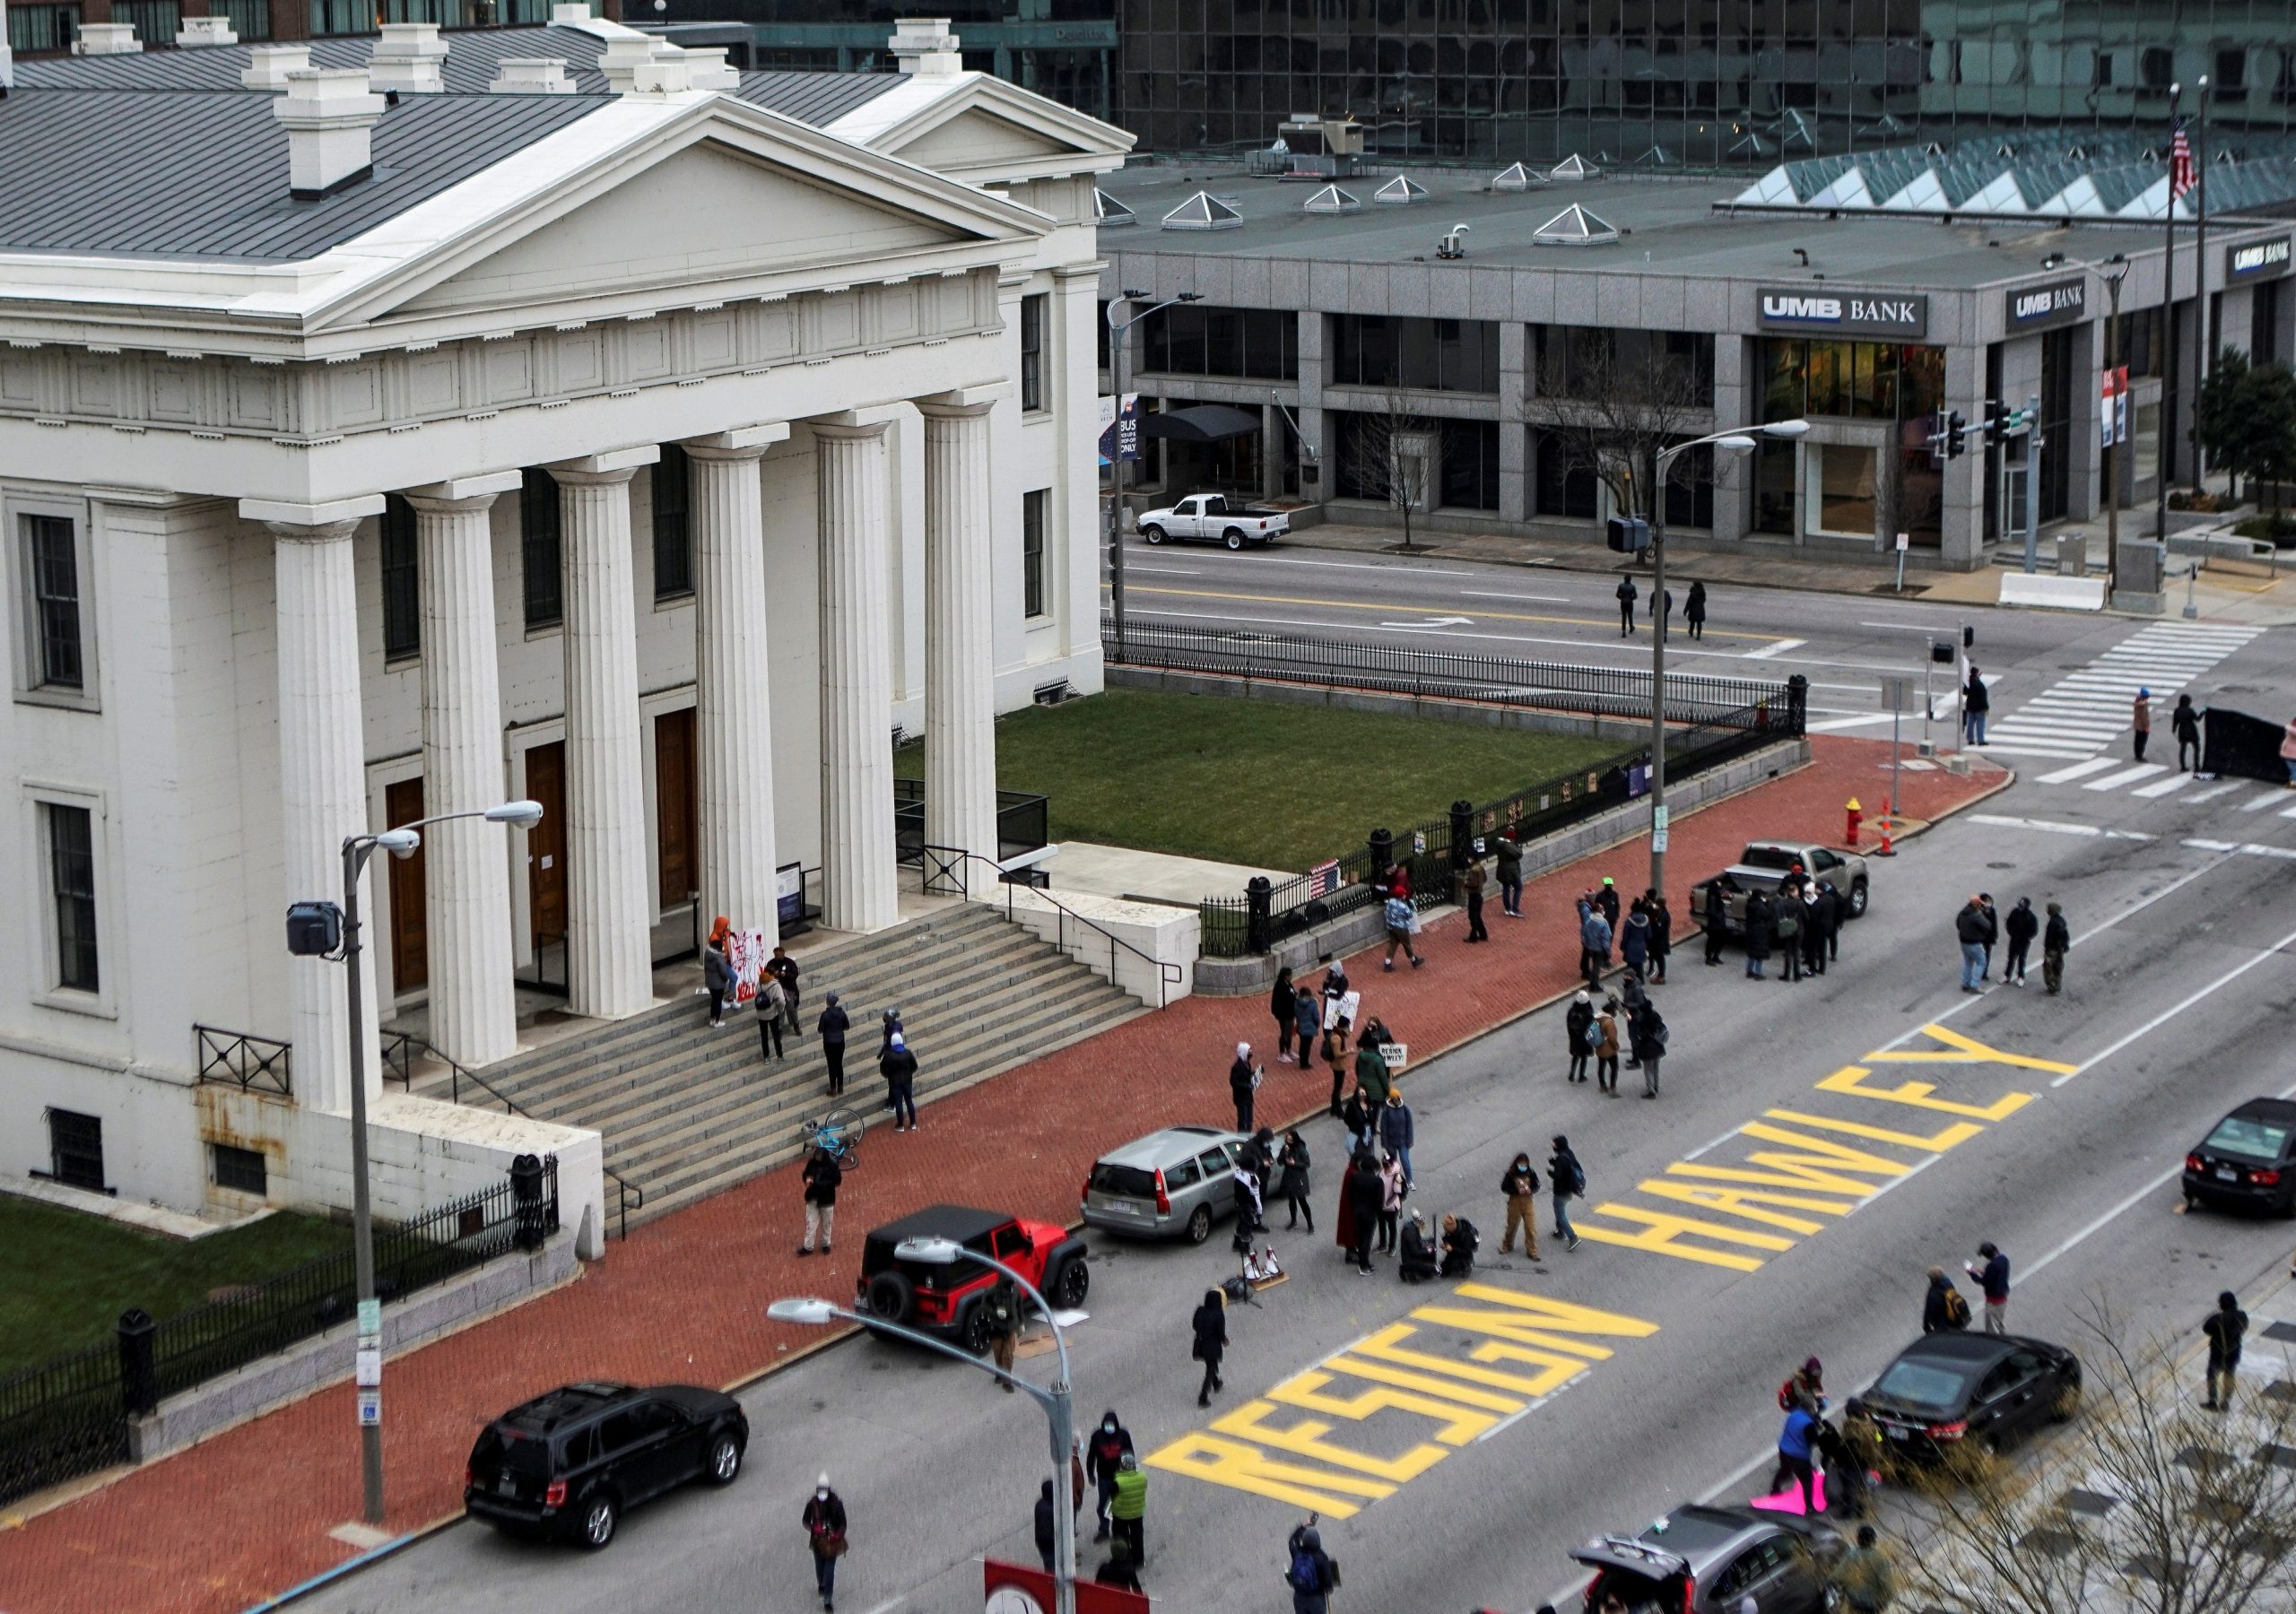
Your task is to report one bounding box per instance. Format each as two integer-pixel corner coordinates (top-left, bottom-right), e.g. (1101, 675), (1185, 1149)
(1756, 287), (1929, 339)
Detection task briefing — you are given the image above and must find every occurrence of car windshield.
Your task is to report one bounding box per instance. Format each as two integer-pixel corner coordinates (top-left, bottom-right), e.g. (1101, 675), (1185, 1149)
(1091, 1163), (1159, 1197)
(1872, 1358), (1978, 1410)
(1741, 846), (1802, 871)
(2205, 1115), (2292, 1158)
(473, 1427), (555, 1480)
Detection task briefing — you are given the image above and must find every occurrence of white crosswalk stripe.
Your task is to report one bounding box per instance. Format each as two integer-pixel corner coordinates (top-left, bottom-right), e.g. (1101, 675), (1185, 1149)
(2131, 772), (2197, 798)
(2037, 759), (2117, 784)
(2239, 791), (2285, 812)
(1980, 622), (2260, 764)
(2084, 763), (2165, 791)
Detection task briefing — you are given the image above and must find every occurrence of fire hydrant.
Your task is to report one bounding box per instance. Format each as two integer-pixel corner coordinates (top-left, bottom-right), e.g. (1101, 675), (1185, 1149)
(1845, 796), (1863, 847)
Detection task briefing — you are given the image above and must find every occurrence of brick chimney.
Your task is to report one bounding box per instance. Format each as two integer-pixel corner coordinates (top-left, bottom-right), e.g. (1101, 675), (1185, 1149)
(73, 21), (144, 55)
(241, 43), (311, 90)
(274, 68), (386, 199)
(368, 22), (448, 94)
(888, 18), (962, 76)
(490, 57), (574, 94)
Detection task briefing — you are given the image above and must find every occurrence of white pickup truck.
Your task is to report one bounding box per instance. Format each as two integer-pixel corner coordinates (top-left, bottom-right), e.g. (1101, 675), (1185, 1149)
(1136, 493), (1291, 551)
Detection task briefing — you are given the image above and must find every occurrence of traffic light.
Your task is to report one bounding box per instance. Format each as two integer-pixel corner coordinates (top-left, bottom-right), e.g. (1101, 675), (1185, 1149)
(1944, 410), (1967, 458)
(1983, 402), (2007, 447)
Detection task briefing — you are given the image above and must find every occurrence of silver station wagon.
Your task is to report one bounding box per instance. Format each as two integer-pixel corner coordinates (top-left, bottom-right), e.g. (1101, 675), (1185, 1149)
(1081, 1125), (1248, 1244)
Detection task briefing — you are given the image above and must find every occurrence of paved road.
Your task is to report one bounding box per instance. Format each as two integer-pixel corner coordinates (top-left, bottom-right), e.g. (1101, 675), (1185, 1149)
(309, 671), (2296, 1614)
(1102, 534), (2273, 745)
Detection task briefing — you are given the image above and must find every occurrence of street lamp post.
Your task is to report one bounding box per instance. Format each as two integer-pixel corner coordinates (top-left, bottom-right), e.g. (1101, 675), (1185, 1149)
(772, 1236), (1081, 1614)
(329, 798), (542, 1525)
(1105, 289), (1201, 664)
(2045, 250), (2129, 595)
(1646, 420), (1807, 906)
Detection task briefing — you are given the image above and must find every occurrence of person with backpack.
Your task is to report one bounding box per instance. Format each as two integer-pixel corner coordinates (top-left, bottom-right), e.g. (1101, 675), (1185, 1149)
(756, 968), (788, 1060)
(1084, 1410), (1134, 1540)
(2204, 1289), (2249, 1410)
(1496, 832), (1524, 917)
(982, 1276), (1022, 1392)
(1550, 1135), (1585, 1252)
(1285, 1520), (1341, 1614)
(1616, 575), (1639, 636)
(1565, 991), (1596, 1083)
(1922, 1266), (1971, 1332)
(1378, 1089), (1415, 1190)
(1578, 898), (1612, 986)
(1500, 1151), (1541, 1258)
(816, 991), (849, 1097)
(798, 1144), (841, 1257)
(1594, 999), (1621, 1095)
(880, 1031), (919, 1132)
(1380, 890), (1424, 972)
(2042, 901), (2070, 994)
(1743, 889), (1773, 979)
(1773, 890), (1803, 983)
(1295, 985), (1324, 1085)
(1621, 900), (1650, 977)
(1109, 1453), (1148, 1569)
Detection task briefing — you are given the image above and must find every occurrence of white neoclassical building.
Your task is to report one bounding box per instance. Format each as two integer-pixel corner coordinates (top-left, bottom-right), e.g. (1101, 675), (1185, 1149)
(0, 8), (1126, 1243)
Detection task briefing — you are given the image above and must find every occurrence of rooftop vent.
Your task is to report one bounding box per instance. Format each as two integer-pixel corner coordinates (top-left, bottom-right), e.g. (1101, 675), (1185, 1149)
(889, 17), (963, 76)
(550, 1), (596, 19)
(274, 67), (384, 199)
(241, 42), (311, 89)
(682, 46), (741, 89)
(1548, 152), (1599, 180)
(1093, 188), (1137, 227)
(598, 34), (658, 92)
(1489, 161), (1544, 192)
(368, 21), (448, 94)
(1302, 183), (1361, 213)
(1372, 174), (1428, 204)
(1531, 203), (1619, 247)
(1162, 190), (1243, 230)
(73, 21), (142, 54)
(626, 47), (695, 95)
(491, 56), (574, 94)
(176, 15), (238, 47)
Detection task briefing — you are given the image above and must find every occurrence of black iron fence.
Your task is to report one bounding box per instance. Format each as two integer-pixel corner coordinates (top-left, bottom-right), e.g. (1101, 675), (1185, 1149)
(0, 1158), (556, 1508)
(195, 1025), (293, 1098)
(893, 779), (1051, 868)
(1104, 614), (1794, 724)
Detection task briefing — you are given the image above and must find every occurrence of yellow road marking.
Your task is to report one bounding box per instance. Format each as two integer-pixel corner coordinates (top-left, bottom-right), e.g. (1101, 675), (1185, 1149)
(1319, 1354), (1526, 1413)
(1570, 1204), (1795, 1269)
(1267, 1369), (1500, 1445)
(1118, 583), (1782, 643)
(1145, 1434), (1396, 1516)
(1815, 1063), (2036, 1122)
(1866, 1023), (2079, 1074)
(1213, 1399), (1454, 1483)
(1637, 1180), (1839, 1234)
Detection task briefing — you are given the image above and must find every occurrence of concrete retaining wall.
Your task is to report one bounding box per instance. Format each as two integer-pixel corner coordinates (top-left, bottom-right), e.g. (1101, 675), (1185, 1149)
(126, 1227), (579, 1465)
(1192, 736), (1808, 996)
(1001, 885), (1200, 1006)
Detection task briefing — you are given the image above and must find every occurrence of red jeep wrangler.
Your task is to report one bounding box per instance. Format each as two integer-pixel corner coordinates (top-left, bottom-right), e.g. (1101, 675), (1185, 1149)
(859, 1203), (1090, 1354)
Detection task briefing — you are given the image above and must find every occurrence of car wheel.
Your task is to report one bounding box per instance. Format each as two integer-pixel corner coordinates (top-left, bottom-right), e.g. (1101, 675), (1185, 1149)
(1222, 528), (1246, 551)
(580, 1494), (619, 1550)
(958, 1302), (994, 1356)
(706, 1431), (743, 1486)
(865, 1271), (916, 1324)
(1141, 525), (1166, 545)
(1053, 1256), (1091, 1309)
(1848, 879), (1869, 917)
(1185, 1204), (1213, 1245)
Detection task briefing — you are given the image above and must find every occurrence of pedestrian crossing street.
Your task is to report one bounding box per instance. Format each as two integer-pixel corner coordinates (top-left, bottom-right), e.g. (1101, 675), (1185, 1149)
(1979, 621), (2263, 762)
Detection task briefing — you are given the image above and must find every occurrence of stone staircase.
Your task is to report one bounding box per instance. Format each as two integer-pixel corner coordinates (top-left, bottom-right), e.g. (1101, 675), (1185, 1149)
(404, 904), (1149, 1229)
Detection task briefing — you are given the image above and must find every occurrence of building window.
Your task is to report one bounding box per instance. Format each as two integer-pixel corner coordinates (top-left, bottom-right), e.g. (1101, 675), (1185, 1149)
(1538, 326), (1714, 398)
(22, 514), (84, 692)
(2215, 49), (2248, 94)
(46, 803), (98, 993)
(2255, 282), (2282, 366)
(1096, 300), (1112, 374)
(7, 4), (79, 48)
(1438, 419), (1501, 510)
(1139, 305), (1299, 380)
(1022, 489), (1049, 618)
(1760, 340), (1944, 423)
(379, 495), (419, 662)
(1661, 442), (1717, 528)
(45, 1109), (104, 1193)
(2139, 46), (2173, 90)
(652, 444), (692, 601)
(212, 1141), (268, 1197)
(108, 0), (178, 40)
(212, 0), (271, 36)
(1329, 316), (1500, 393)
(1020, 293), (1048, 412)
(520, 469), (562, 630)
(1533, 430), (1600, 519)
(309, 0), (370, 31)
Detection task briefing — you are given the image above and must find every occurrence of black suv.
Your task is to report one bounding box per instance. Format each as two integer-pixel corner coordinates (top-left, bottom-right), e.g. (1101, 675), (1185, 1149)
(465, 1380), (747, 1549)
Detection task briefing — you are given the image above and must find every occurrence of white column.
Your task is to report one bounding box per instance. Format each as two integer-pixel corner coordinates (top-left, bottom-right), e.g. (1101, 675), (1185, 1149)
(687, 425), (790, 935)
(406, 473), (521, 1066)
(248, 497), (386, 1115)
(552, 449), (657, 1019)
(814, 419), (900, 933)
(918, 396), (1001, 866)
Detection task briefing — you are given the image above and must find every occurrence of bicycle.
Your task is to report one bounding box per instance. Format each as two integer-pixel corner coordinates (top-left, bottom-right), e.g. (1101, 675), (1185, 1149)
(800, 1106), (866, 1171)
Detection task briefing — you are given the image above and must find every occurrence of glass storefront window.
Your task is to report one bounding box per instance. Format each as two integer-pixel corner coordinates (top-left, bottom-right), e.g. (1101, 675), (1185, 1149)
(1754, 437), (1796, 534)
(1760, 340), (1946, 425)
(1806, 443), (1878, 538)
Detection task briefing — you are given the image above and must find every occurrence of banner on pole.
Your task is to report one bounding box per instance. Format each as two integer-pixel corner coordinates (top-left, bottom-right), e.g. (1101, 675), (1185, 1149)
(1096, 395), (1141, 465)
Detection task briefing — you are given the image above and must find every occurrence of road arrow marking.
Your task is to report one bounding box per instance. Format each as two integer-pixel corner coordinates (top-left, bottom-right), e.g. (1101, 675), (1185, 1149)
(1379, 615), (1474, 628)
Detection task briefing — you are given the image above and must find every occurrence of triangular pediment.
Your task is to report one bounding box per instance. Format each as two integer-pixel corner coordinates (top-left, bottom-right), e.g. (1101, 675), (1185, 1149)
(892, 108), (1077, 170)
(850, 73), (1132, 184)
(396, 138), (983, 317)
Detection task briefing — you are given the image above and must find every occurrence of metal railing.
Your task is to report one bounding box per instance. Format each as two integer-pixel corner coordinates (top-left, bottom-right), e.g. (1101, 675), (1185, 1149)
(194, 1025), (292, 1098)
(1102, 612), (1794, 724)
(920, 844), (1184, 1011)
(894, 779), (1052, 868)
(0, 1336), (131, 1507)
(380, 1031), (645, 1241)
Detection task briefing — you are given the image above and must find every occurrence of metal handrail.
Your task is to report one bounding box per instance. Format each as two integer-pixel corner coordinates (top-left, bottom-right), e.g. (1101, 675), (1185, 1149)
(920, 844), (1183, 1011)
(194, 1024), (293, 1097)
(379, 1030), (646, 1240)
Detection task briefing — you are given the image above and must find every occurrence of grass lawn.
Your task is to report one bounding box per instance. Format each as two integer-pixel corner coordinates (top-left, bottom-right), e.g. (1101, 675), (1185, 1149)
(894, 687), (1624, 872)
(0, 1195), (353, 1376)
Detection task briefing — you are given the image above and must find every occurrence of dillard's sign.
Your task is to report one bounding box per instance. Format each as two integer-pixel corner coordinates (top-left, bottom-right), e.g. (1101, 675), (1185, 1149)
(2227, 236), (2293, 282)
(2006, 276), (2087, 331)
(1756, 287), (1929, 339)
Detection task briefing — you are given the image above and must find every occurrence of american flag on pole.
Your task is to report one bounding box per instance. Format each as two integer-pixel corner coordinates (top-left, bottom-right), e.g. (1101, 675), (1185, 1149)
(2170, 117), (2197, 201)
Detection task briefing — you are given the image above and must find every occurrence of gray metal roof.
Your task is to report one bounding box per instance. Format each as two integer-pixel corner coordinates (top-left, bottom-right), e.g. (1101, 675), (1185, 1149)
(0, 87), (606, 259)
(12, 26), (904, 125)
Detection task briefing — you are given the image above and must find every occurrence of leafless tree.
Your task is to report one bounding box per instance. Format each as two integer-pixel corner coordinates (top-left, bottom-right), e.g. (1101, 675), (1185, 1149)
(1900, 1299), (2296, 1614)
(1343, 391), (1439, 552)
(1532, 328), (1710, 538)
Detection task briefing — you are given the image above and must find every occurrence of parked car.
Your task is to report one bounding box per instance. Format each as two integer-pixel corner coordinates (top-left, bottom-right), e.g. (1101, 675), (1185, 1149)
(1568, 1503), (1843, 1614)
(2184, 1098), (2296, 1217)
(464, 1380), (747, 1549)
(1688, 840), (1871, 938)
(858, 1203), (1090, 1353)
(1082, 1124), (1248, 1244)
(1859, 1332), (2081, 1459)
(1136, 492), (1291, 550)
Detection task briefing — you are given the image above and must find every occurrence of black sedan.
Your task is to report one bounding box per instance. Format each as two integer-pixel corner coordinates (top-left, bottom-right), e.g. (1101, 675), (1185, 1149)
(2184, 1098), (2296, 1217)
(465, 1381), (747, 1549)
(1859, 1332), (2081, 1460)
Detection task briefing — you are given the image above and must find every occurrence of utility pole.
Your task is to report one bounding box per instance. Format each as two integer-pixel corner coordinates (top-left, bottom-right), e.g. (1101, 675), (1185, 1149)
(2022, 392), (2042, 575)
(2158, 81), (2183, 541)
(2194, 74), (2212, 499)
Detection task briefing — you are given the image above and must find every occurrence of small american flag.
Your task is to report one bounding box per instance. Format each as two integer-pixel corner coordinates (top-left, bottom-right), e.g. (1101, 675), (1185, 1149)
(2170, 117), (2197, 201)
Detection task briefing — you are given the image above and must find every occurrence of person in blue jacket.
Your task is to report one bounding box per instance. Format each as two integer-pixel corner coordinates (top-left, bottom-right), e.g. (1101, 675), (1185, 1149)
(1378, 1089), (1415, 1191)
(1770, 1401), (1822, 1514)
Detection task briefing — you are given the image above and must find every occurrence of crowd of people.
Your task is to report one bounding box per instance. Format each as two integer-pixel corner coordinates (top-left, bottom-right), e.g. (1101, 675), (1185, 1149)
(1952, 892), (2071, 995)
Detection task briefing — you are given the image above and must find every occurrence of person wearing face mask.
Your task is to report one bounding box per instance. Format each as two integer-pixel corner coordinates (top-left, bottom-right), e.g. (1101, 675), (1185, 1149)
(1084, 1410), (1135, 1540)
(801, 1473), (848, 1610)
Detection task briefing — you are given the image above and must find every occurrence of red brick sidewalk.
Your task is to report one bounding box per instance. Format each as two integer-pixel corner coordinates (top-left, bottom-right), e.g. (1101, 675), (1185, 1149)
(0, 739), (2003, 1614)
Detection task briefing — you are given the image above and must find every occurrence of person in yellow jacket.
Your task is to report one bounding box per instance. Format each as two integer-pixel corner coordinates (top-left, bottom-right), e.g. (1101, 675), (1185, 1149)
(1109, 1451), (1148, 1571)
